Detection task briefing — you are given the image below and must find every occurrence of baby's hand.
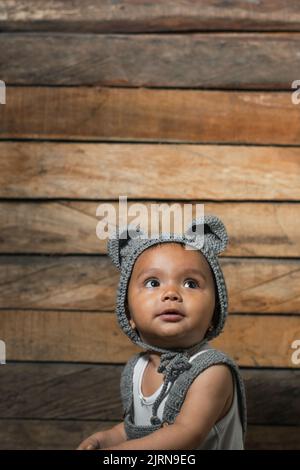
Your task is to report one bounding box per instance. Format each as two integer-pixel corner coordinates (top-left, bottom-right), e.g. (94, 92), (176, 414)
(77, 431), (105, 450)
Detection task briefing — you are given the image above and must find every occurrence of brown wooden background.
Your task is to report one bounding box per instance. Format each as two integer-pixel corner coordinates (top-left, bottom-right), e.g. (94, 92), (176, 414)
(0, 0), (300, 450)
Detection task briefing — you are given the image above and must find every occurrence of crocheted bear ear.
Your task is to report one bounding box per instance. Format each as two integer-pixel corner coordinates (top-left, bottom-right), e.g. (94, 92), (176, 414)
(107, 224), (146, 269)
(184, 214), (228, 255)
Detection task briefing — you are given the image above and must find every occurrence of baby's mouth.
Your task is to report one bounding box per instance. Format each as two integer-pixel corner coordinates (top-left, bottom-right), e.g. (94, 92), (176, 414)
(156, 308), (185, 322)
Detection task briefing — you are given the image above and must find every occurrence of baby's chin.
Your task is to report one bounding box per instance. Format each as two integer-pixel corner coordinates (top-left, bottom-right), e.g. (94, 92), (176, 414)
(138, 332), (205, 351)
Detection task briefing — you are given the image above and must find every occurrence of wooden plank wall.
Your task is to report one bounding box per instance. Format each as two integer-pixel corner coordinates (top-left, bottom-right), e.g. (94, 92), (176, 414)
(0, 1), (300, 450)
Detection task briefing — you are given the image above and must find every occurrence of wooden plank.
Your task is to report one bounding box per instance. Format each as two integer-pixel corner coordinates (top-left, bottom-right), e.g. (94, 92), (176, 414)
(0, 254), (265, 314)
(1, 33), (300, 88)
(0, 363), (298, 425)
(0, 256), (117, 311)
(1, 1), (300, 33)
(0, 311), (299, 366)
(212, 315), (300, 367)
(0, 256), (299, 314)
(224, 258), (300, 314)
(0, 419), (116, 450)
(0, 310), (141, 363)
(0, 363), (123, 421)
(242, 369), (300, 426)
(245, 425), (300, 450)
(0, 420), (298, 449)
(1, 88), (299, 145)
(0, 201), (300, 257)
(1, 142), (300, 199)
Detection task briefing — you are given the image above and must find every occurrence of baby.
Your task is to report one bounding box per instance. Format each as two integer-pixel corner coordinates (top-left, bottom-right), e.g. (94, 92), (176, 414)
(77, 215), (247, 450)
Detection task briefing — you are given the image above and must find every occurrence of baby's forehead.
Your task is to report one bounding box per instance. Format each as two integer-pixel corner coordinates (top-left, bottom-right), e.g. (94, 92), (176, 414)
(133, 241), (211, 273)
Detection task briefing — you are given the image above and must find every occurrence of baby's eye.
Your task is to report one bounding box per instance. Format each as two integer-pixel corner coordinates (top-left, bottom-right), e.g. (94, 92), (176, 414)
(184, 279), (199, 289)
(144, 278), (160, 288)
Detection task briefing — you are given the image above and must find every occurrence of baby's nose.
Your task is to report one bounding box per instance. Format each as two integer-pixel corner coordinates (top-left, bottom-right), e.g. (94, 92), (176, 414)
(162, 289), (181, 301)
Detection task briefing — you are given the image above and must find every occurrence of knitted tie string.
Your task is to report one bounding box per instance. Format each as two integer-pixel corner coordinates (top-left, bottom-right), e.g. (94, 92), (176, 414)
(150, 352), (192, 425)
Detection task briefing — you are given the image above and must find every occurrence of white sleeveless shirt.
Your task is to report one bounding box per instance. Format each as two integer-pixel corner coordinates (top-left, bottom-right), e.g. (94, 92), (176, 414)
(132, 345), (244, 450)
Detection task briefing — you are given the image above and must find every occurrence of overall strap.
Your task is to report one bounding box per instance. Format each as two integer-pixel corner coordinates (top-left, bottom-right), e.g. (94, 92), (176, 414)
(162, 349), (247, 445)
(120, 352), (143, 419)
(120, 351), (163, 440)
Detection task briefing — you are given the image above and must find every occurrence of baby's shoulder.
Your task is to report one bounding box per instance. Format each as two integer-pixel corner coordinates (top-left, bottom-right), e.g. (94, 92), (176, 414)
(174, 362), (234, 434)
(189, 362), (234, 401)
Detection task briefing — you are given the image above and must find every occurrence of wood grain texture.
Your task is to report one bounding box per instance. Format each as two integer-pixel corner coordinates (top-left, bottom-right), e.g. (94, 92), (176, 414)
(1, 88), (299, 144)
(0, 256), (299, 314)
(0, 256), (117, 311)
(242, 369), (300, 426)
(1, 1), (300, 32)
(0, 363), (299, 425)
(0, 311), (299, 366)
(0, 419), (116, 450)
(1, 201), (299, 257)
(245, 425), (300, 450)
(0, 0), (298, 453)
(1, 142), (300, 199)
(1, 33), (300, 88)
(0, 420), (298, 449)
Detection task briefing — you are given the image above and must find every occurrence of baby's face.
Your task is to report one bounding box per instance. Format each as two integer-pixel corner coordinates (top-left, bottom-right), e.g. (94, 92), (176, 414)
(126, 242), (216, 350)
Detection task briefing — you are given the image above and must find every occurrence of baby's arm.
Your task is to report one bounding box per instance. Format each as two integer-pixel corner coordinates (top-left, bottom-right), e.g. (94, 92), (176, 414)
(77, 421), (127, 450)
(102, 364), (233, 450)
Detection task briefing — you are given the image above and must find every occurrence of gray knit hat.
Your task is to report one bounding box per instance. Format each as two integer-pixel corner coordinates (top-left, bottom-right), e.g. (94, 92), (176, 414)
(107, 214), (229, 354)
(108, 214), (229, 425)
